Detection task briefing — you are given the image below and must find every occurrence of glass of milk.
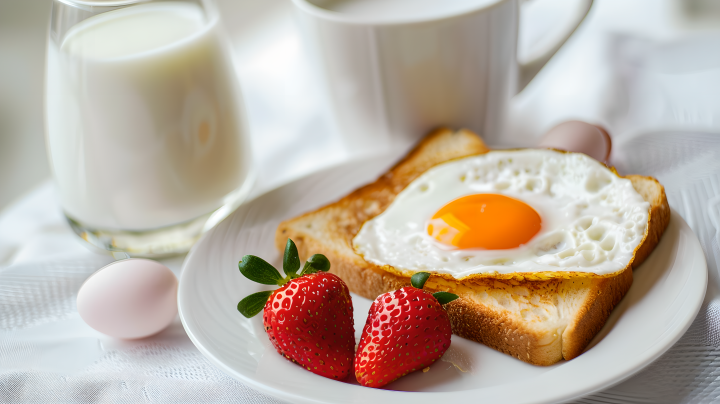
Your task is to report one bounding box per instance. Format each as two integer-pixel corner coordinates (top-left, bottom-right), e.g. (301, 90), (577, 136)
(45, 0), (254, 256)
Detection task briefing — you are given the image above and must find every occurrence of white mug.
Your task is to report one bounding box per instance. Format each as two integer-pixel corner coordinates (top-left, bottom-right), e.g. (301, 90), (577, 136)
(293, 0), (593, 151)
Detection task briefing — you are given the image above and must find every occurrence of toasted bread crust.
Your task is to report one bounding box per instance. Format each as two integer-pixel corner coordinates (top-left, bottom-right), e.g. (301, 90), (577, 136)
(276, 130), (669, 366)
(625, 175), (671, 269)
(559, 268), (633, 361)
(445, 286), (567, 365)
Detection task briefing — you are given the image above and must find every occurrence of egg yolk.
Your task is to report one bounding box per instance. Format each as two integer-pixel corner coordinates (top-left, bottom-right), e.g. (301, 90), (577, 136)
(427, 194), (541, 250)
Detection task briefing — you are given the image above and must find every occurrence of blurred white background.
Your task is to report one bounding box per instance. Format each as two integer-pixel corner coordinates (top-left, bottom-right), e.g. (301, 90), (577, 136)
(2, 0), (720, 210)
(0, 1), (52, 210)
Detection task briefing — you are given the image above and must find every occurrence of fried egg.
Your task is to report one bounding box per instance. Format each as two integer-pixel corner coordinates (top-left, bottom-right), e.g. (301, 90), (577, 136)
(352, 149), (650, 280)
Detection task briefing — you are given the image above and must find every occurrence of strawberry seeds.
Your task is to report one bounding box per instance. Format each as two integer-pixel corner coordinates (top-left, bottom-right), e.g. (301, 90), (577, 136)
(236, 239), (458, 387)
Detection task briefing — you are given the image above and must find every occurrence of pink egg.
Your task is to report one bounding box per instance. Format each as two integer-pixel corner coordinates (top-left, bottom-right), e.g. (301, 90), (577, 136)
(77, 259), (178, 339)
(537, 121), (612, 162)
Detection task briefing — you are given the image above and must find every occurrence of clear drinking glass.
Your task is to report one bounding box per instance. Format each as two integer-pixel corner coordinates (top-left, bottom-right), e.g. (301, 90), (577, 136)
(45, 0), (254, 256)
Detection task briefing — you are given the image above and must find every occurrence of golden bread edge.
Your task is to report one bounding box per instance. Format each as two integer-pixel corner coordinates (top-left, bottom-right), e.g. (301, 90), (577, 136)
(275, 129), (670, 366)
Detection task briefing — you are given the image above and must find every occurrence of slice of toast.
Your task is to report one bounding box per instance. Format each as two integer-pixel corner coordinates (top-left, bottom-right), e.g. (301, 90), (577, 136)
(275, 128), (670, 366)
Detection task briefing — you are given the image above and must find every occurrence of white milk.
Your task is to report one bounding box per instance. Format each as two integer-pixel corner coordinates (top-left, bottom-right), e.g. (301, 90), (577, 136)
(318, 0), (499, 20)
(46, 2), (251, 230)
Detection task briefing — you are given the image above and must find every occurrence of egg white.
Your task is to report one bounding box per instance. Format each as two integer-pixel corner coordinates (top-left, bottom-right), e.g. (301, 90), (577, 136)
(352, 149), (650, 279)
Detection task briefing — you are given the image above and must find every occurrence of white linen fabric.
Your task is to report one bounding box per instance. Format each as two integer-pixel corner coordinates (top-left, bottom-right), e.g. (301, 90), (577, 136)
(0, 185), (285, 403)
(4, 21), (720, 404)
(1, 133), (720, 403)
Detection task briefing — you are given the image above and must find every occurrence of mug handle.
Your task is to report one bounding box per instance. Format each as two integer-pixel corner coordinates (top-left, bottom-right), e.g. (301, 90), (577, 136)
(517, 0), (593, 92)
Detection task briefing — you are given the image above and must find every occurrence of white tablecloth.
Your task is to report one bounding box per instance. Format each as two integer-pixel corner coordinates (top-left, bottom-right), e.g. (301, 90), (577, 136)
(3, 0), (720, 402)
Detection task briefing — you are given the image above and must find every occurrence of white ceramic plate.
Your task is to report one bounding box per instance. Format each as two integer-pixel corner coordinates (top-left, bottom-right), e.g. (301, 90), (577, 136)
(178, 154), (707, 404)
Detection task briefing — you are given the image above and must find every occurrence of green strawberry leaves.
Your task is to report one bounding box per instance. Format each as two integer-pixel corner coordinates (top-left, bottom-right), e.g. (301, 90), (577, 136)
(236, 240), (459, 320)
(237, 291), (273, 318)
(236, 239), (331, 318)
(301, 254), (331, 275)
(410, 272), (431, 289)
(283, 238), (301, 277)
(432, 291), (459, 305)
(239, 255), (283, 285)
(410, 271), (459, 305)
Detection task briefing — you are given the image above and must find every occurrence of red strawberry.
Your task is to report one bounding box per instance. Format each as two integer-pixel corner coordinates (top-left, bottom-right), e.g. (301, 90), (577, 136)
(262, 272), (354, 378)
(236, 239), (354, 380)
(355, 272), (458, 388)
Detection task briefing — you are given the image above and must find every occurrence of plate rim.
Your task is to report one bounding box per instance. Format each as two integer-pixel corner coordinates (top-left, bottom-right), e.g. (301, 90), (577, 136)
(178, 155), (708, 404)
